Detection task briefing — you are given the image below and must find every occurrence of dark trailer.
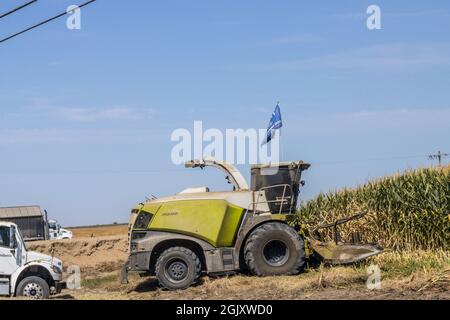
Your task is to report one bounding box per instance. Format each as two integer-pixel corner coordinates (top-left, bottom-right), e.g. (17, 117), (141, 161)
(0, 206), (49, 241)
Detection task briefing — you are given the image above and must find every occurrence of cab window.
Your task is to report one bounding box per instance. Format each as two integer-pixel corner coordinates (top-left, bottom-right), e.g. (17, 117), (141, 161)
(0, 226), (10, 248)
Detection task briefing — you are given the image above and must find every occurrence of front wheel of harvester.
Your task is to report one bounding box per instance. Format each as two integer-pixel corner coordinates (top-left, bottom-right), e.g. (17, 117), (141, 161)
(244, 222), (305, 276)
(16, 276), (50, 299)
(155, 247), (201, 290)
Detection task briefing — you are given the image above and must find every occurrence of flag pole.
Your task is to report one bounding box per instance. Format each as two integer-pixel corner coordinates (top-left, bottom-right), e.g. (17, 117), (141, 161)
(278, 101), (283, 162)
(280, 126), (283, 162)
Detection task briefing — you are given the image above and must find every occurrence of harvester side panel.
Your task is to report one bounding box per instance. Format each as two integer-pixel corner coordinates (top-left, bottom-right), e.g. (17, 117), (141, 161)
(149, 200), (245, 247)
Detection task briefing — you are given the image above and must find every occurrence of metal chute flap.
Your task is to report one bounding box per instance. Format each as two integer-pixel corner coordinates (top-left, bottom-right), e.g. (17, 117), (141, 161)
(310, 239), (383, 264)
(308, 212), (384, 264)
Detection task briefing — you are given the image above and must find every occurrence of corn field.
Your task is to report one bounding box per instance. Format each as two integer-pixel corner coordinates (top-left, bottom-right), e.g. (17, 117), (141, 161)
(297, 166), (450, 251)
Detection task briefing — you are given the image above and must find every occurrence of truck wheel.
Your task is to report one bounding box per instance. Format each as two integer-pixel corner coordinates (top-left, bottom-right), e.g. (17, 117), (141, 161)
(155, 247), (201, 290)
(244, 222), (305, 276)
(16, 276), (50, 299)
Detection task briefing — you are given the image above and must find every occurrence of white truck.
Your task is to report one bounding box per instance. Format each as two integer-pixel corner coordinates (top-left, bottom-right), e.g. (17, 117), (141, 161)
(0, 221), (65, 299)
(48, 219), (73, 240)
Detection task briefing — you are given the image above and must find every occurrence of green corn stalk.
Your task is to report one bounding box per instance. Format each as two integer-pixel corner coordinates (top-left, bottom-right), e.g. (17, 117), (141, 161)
(297, 166), (450, 251)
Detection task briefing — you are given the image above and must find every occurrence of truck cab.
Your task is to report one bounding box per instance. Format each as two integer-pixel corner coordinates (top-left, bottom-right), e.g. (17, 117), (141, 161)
(0, 221), (64, 299)
(48, 219), (73, 240)
(59, 228), (73, 240)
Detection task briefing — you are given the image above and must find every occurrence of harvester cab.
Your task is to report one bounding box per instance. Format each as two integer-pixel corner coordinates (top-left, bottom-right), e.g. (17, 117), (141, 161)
(250, 161), (310, 214)
(122, 158), (382, 290)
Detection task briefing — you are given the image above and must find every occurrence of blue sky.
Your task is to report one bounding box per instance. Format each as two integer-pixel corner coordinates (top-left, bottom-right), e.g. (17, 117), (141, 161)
(1, 0), (449, 226)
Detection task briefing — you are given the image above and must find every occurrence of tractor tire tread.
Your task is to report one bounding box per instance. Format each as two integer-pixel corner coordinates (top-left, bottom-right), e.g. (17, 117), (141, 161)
(244, 222), (305, 276)
(155, 246), (201, 290)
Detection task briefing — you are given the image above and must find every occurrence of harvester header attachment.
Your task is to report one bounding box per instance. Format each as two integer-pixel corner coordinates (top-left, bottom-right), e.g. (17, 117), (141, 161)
(309, 212), (383, 264)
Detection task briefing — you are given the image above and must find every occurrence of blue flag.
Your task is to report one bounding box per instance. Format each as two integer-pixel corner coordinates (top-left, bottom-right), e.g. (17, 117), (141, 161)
(261, 103), (282, 146)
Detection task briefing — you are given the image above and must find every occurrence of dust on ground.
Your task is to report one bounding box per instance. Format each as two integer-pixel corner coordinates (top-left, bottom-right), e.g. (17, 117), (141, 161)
(25, 225), (449, 300)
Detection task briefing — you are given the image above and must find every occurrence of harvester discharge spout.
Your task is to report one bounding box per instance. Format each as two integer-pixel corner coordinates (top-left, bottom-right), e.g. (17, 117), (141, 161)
(185, 158), (249, 190)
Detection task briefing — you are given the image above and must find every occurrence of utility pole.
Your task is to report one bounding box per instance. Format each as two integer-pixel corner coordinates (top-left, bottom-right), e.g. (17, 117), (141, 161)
(428, 151), (449, 166)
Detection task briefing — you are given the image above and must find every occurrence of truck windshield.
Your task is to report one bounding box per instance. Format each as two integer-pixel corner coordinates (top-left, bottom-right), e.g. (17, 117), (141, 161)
(0, 226), (10, 247)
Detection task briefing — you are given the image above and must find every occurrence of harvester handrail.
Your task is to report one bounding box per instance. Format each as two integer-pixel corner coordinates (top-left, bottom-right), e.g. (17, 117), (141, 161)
(249, 183), (294, 215)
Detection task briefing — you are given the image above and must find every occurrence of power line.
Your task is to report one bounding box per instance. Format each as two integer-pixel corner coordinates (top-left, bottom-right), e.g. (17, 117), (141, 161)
(0, 0), (38, 20)
(428, 150), (449, 166)
(314, 154), (426, 166)
(0, 0), (97, 44)
(0, 153), (437, 174)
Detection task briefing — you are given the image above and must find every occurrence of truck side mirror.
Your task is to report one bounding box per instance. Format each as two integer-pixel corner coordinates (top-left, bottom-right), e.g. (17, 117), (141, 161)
(9, 226), (17, 249)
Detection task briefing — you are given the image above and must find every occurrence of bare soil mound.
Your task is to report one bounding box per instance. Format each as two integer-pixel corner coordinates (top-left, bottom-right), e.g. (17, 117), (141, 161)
(27, 235), (128, 276)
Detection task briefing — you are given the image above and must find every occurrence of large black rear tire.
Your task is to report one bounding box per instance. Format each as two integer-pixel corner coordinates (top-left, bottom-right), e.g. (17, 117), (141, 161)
(155, 246), (201, 290)
(244, 222), (305, 276)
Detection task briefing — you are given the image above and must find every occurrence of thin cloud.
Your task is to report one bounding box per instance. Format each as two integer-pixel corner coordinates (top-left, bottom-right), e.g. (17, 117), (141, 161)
(48, 60), (67, 66)
(332, 9), (449, 20)
(0, 128), (165, 145)
(286, 107), (450, 134)
(272, 34), (323, 45)
(331, 12), (365, 21)
(267, 43), (450, 72)
(57, 107), (147, 122)
(382, 10), (450, 18)
(0, 129), (74, 144)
